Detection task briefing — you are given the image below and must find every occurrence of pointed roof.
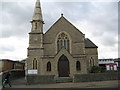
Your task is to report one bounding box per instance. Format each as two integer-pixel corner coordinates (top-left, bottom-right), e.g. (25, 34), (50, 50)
(45, 14), (84, 35)
(32, 0), (43, 21)
(85, 38), (98, 48)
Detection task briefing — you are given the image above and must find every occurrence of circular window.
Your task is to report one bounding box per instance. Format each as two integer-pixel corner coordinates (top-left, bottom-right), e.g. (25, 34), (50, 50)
(61, 33), (65, 38)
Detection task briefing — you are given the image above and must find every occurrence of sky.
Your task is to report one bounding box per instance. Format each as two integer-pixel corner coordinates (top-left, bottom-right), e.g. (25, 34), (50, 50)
(0, 0), (119, 61)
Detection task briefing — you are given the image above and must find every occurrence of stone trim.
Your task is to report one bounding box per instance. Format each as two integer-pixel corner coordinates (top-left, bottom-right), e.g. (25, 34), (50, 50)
(85, 47), (98, 48)
(29, 32), (43, 34)
(72, 54), (86, 58)
(28, 48), (44, 50)
(73, 41), (84, 43)
(42, 54), (87, 59)
(30, 20), (44, 24)
(43, 43), (52, 44)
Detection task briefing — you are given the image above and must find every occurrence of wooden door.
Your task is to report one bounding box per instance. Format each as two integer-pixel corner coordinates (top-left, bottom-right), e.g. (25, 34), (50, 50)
(58, 55), (70, 77)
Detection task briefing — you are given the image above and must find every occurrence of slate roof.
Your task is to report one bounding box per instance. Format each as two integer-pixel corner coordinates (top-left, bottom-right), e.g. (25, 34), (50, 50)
(85, 38), (98, 48)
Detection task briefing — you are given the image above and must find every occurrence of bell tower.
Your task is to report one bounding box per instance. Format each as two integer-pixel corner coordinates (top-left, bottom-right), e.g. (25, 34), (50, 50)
(26, 0), (44, 74)
(29, 0), (44, 49)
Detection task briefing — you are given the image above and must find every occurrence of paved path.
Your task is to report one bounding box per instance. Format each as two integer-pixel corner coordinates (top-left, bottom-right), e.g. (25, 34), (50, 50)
(10, 79), (118, 88)
(11, 77), (26, 85)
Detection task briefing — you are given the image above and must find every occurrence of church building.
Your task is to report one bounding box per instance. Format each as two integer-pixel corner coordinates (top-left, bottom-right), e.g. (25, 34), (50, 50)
(26, 0), (98, 84)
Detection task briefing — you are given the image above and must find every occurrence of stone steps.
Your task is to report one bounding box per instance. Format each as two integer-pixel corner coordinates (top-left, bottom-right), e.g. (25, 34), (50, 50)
(55, 77), (73, 83)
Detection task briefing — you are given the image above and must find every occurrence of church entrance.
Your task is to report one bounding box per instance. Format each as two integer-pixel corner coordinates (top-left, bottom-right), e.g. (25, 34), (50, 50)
(58, 55), (70, 77)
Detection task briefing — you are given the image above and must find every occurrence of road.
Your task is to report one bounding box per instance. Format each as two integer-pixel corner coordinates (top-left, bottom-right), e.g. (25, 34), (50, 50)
(10, 78), (119, 88)
(0, 76), (119, 88)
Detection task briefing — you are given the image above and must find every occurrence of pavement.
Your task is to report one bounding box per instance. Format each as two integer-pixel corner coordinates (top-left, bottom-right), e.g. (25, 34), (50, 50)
(0, 76), (119, 88)
(9, 78), (119, 88)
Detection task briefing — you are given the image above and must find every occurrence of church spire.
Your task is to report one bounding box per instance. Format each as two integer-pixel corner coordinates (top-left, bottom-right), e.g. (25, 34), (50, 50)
(31, 0), (44, 32)
(32, 0), (43, 21)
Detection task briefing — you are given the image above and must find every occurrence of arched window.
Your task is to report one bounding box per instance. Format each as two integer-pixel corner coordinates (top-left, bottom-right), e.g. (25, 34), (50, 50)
(35, 22), (37, 29)
(89, 59), (92, 67)
(32, 58), (37, 69)
(76, 61), (81, 71)
(57, 33), (70, 52)
(93, 59), (95, 66)
(89, 57), (94, 67)
(47, 62), (51, 71)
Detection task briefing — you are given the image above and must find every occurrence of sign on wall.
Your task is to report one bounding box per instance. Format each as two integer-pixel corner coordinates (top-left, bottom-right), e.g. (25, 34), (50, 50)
(28, 70), (38, 74)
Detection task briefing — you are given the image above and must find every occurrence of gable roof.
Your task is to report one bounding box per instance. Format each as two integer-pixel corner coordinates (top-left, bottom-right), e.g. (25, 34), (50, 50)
(85, 38), (98, 48)
(44, 15), (84, 35)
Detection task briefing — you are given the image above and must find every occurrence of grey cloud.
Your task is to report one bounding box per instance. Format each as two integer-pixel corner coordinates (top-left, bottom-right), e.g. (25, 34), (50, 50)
(98, 33), (118, 47)
(1, 2), (34, 38)
(2, 2), (117, 36)
(1, 25), (29, 38)
(50, 2), (93, 21)
(2, 2), (33, 24)
(42, 2), (94, 31)
(0, 1), (118, 59)
(0, 46), (15, 54)
(92, 31), (104, 37)
(102, 37), (117, 46)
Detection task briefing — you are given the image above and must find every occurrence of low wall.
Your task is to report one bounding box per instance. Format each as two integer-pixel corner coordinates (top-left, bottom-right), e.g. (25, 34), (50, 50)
(26, 75), (55, 84)
(74, 72), (119, 82)
(2, 70), (25, 81)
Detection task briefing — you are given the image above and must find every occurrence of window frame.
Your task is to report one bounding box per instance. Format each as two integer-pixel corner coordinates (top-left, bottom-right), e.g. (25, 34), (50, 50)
(32, 58), (38, 70)
(76, 61), (81, 71)
(57, 33), (70, 52)
(47, 62), (51, 72)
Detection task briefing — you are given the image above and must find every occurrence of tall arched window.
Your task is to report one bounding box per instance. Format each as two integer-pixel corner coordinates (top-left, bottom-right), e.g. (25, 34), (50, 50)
(93, 59), (95, 66)
(35, 22), (37, 29)
(32, 58), (37, 69)
(47, 62), (51, 71)
(89, 59), (92, 67)
(89, 57), (94, 67)
(57, 33), (70, 52)
(76, 61), (81, 71)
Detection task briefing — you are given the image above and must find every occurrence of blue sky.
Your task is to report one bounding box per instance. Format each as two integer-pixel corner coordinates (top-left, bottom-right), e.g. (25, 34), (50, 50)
(0, 0), (119, 60)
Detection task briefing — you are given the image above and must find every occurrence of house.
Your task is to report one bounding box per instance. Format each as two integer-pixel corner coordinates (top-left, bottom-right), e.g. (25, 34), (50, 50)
(0, 59), (25, 72)
(99, 58), (118, 72)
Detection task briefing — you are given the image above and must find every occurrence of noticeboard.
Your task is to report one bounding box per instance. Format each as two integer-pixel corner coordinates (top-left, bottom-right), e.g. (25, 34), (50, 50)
(28, 70), (38, 74)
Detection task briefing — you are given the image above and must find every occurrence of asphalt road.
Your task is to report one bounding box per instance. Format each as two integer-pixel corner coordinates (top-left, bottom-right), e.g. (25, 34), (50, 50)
(10, 78), (119, 88)
(0, 76), (119, 88)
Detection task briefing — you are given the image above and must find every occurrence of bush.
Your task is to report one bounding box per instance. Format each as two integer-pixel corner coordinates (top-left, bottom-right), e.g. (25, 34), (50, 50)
(91, 66), (102, 73)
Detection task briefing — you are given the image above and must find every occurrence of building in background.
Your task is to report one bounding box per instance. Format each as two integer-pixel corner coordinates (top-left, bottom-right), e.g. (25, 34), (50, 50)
(99, 58), (120, 72)
(0, 59), (25, 72)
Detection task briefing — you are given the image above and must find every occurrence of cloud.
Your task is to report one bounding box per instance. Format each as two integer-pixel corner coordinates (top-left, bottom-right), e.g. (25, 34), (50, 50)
(1, 2), (33, 38)
(0, 37), (28, 60)
(0, 46), (15, 54)
(0, 1), (118, 60)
